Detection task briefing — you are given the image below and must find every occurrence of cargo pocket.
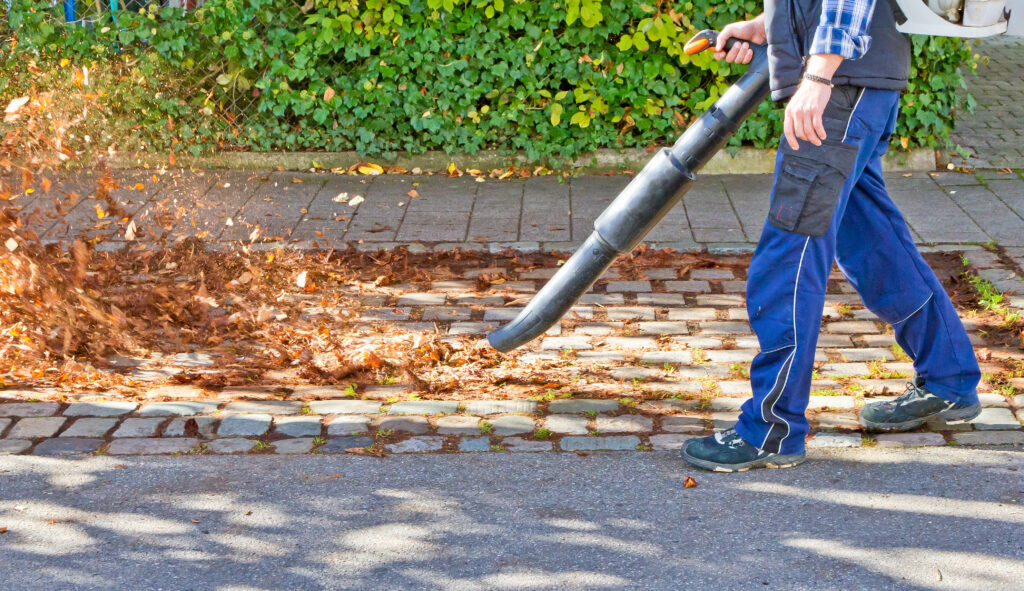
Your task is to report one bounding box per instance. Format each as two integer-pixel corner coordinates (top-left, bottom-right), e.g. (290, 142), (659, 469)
(768, 136), (859, 238)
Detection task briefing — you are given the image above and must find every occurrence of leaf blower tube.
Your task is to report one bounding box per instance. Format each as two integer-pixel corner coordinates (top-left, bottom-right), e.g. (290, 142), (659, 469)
(487, 31), (770, 353)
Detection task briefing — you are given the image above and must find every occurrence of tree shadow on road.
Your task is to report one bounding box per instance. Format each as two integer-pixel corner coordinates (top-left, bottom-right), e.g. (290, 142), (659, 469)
(1, 447), (1023, 590)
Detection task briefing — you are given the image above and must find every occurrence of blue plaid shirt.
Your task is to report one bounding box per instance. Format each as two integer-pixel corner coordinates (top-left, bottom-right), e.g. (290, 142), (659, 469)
(809, 0), (877, 60)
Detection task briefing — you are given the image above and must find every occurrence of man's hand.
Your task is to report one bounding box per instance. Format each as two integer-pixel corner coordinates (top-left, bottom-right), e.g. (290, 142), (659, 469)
(713, 15), (766, 65)
(784, 53), (844, 150)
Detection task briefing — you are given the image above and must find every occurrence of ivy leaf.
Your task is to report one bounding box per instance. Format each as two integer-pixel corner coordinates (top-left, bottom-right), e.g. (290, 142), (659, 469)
(632, 32), (650, 52)
(550, 102), (563, 126)
(615, 35), (632, 51)
(570, 111), (591, 128)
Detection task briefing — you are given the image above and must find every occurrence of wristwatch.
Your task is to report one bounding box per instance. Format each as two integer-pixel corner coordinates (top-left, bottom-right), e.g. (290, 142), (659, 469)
(803, 73), (834, 87)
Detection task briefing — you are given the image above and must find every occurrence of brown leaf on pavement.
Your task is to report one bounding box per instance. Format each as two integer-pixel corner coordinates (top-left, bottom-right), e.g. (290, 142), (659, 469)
(684, 476), (698, 488)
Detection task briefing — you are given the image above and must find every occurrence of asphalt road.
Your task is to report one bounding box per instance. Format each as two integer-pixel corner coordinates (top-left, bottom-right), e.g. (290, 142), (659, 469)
(1, 448), (1023, 591)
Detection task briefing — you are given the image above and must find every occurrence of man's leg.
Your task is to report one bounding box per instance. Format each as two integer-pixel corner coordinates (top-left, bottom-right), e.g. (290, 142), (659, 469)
(835, 154), (981, 405)
(684, 87), (895, 470)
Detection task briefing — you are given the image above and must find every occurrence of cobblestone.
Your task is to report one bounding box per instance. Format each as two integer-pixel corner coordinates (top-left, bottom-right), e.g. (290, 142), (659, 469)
(606, 281), (652, 293)
(650, 434), (693, 450)
(699, 321), (751, 335)
(218, 414), (272, 437)
(161, 416), (218, 438)
(224, 400), (303, 414)
(397, 292), (446, 306)
(807, 396), (856, 410)
(604, 337), (658, 349)
(137, 401), (220, 416)
(464, 400), (538, 415)
(548, 399), (619, 414)
(606, 308), (656, 321)
(0, 439), (31, 454)
(875, 433), (947, 447)
(561, 435), (641, 451)
(435, 416), (481, 435)
(971, 407), (1021, 430)
(807, 433), (862, 448)
(594, 415), (652, 433)
(208, 439), (257, 454)
(640, 351), (693, 365)
(374, 416), (429, 433)
(664, 281), (710, 293)
(712, 412), (740, 430)
(387, 436), (444, 453)
(816, 413), (860, 431)
(710, 398), (744, 411)
(388, 401), (459, 415)
(309, 400), (382, 414)
(954, 431), (1024, 445)
(543, 414), (589, 435)
(503, 437), (552, 452)
(8, 417), (65, 439)
(490, 415), (535, 435)
(274, 416), (323, 437)
(108, 438), (198, 455)
(274, 438), (316, 454)
(63, 402), (138, 417)
(320, 436), (374, 453)
(34, 438), (103, 455)
(540, 336), (594, 351)
(636, 322), (689, 335)
(637, 293), (684, 305)
(458, 437), (492, 452)
(113, 418), (164, 438)
(60, 418), (117, 438)
(978, 393), (1009, 408)
(326, 416), (371, 435)
(827, 321), (880, 334)
(0, 403), (59, 417)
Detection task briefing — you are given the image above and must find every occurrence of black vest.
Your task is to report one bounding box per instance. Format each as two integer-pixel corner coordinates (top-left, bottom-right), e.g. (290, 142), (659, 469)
(765, 0), (911, 100)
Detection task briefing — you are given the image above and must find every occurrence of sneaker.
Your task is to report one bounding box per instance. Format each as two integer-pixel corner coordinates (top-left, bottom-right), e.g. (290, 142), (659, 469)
(859, 378), (980, 432)
(681, 428), (806, 472)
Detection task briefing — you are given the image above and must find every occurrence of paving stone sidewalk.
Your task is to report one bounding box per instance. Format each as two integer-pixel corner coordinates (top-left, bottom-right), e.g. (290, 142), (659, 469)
(952, 36), (1024, 169)
(2, 243), (1022, 456)
(15, 168), (1024, 251)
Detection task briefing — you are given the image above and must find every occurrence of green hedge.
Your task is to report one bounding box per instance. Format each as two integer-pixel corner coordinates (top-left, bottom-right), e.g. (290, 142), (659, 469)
(7, 0), (976, 161)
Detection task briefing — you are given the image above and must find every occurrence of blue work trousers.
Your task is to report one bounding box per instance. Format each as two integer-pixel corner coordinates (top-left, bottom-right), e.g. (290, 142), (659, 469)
(735, 87), (981, 454)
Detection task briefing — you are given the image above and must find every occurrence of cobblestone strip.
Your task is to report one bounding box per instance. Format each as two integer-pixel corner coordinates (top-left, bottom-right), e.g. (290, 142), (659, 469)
(0, 388), (1021, 455)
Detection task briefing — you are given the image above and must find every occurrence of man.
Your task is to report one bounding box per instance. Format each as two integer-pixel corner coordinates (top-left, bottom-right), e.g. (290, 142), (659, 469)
(681, 0), (982, 471)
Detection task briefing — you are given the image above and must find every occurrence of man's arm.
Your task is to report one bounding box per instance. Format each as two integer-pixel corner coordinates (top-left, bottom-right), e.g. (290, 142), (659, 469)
(786, 0), (878, 149)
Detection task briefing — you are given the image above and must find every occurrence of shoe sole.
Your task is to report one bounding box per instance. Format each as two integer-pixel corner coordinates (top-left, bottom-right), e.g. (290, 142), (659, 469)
(680, 449), (807, 473)
(858, 403), (982, 432)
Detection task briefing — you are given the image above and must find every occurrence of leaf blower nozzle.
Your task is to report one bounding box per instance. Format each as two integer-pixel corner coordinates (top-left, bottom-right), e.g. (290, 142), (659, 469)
(487, 31), (770, 353)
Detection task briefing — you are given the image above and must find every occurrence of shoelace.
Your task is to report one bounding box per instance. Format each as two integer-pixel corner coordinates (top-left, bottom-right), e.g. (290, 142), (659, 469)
(714, 428), (746, 448)
(894, 382), (928, 404)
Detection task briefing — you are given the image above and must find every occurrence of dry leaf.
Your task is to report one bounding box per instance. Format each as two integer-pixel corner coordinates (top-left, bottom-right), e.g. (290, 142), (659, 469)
(125, 220), (137, 241)
(332, 192), (349, 203)
(94, 205), (106, 219)
(4, 96), (29, 120)
(0, 527), (7, 534)
(407, 189), (420, 198)
(357, 163), (384, 176)
(296, 270), (308, 288)
(684, 476), (698, 488)
(348, 195), (365, 207)
(5, 238), (18, 252)
(324, 86), (336, 101)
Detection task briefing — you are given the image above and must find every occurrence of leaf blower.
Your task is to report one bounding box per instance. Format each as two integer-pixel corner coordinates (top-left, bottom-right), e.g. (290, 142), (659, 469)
(487, 31), (768, 352)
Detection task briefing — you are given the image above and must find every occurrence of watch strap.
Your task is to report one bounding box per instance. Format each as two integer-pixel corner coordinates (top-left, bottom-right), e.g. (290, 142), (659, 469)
(803, 73), (834, 87)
